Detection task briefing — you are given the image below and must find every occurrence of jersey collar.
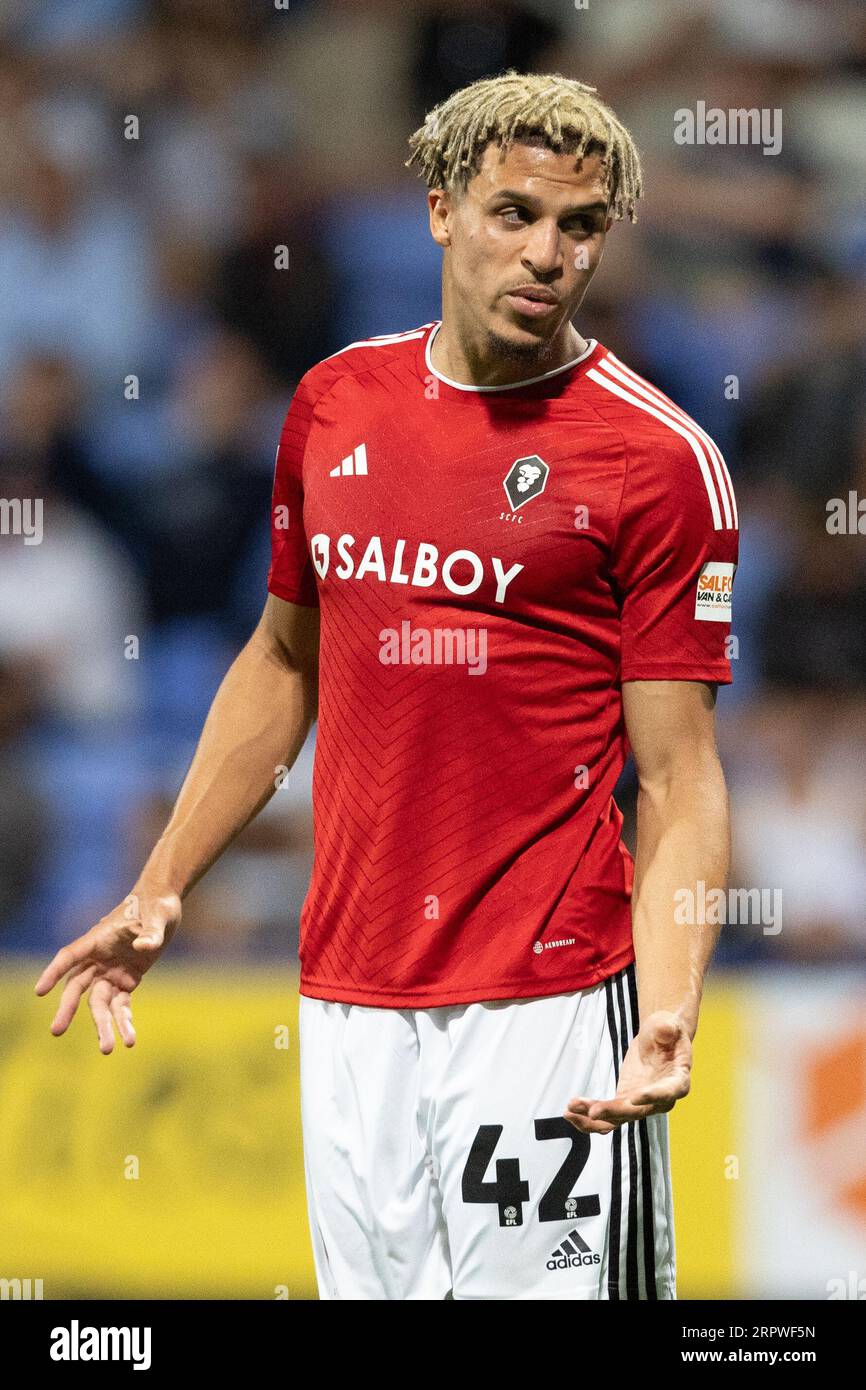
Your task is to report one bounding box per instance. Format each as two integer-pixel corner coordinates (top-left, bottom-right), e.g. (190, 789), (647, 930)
(422, 320), (599, 395)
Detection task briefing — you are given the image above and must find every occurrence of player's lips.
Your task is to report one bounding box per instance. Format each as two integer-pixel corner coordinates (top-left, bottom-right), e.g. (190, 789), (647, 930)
(504, 287), (560, 318)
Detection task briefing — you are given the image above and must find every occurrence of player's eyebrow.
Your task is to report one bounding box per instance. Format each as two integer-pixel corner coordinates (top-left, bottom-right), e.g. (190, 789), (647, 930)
(490, 190), (609, 218)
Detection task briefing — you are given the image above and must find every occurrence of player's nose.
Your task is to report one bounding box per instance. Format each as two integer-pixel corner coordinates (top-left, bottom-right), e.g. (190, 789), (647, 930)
(521, 220), (564, 277)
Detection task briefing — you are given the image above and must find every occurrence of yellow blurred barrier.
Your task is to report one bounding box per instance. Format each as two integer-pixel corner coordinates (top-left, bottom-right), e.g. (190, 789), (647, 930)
(1, 961), (742, 1299)
(670, 979), (740, 1299)
(0, 961), (316, 1299)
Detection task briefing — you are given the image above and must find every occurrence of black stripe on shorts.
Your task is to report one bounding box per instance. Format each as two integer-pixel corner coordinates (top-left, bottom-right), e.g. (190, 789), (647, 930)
(605, 963), (656, 1300)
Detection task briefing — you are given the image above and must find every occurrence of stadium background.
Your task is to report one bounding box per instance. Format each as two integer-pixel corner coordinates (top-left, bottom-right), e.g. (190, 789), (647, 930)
(1, 0), (865, 1300)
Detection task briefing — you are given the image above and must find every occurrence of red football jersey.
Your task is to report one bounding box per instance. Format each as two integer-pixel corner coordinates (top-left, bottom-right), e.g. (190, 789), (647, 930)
(268, 322), (738, 1007)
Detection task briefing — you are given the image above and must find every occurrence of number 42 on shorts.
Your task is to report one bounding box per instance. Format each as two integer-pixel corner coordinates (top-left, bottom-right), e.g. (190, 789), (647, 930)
(461, 1118), (601, 1228)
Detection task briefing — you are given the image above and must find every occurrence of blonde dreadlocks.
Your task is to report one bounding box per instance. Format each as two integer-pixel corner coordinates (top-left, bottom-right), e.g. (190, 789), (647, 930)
(405, 70), (643, 223)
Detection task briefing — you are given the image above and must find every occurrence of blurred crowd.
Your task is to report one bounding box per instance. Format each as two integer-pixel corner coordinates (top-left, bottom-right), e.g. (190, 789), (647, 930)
(2, 0), (865, 963)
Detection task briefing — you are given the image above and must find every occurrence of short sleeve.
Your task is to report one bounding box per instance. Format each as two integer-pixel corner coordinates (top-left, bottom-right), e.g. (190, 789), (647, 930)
(267, 377), (320, 608)
(610, 428), (739, 684)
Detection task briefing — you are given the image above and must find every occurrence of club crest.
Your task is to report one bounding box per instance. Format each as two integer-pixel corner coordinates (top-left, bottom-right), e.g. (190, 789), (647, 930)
(503, 454), (549, 510)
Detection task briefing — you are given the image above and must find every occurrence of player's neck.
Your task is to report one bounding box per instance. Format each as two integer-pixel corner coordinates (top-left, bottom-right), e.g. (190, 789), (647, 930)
(430, 315), (589, 389)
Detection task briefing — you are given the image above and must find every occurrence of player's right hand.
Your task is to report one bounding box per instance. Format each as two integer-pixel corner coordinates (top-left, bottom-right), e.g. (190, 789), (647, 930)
(34, 888), (181, 1054)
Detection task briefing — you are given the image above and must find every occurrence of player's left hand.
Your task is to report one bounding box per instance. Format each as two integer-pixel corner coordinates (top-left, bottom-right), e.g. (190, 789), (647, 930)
(563, 1010), (692, 1134)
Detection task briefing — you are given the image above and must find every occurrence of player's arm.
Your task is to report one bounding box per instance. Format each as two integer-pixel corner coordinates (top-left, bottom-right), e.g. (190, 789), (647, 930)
(565, 412), (738, 1132)
(625, 676), (728, 1036)
(131, 593), (319, 902)
(565, 677), (728, 1133)
(34, 594), (319, 1052)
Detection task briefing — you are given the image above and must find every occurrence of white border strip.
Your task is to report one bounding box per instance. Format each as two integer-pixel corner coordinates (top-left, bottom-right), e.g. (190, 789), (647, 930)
(603, 353), (738, 528)
(587, 363), (726, 531)
(324, 326), (431, 360)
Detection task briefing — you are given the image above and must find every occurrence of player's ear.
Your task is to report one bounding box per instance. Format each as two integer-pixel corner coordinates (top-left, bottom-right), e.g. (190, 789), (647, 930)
(428, 188), (452, 248)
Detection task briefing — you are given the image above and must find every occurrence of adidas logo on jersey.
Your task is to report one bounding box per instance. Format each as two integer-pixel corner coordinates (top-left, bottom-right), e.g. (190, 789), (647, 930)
(330, 443), (368, 477)
(547, 1228), (600, 1271)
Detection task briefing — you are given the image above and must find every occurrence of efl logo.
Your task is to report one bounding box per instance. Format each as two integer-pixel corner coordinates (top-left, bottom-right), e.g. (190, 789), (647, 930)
(695, 561), (735, 622)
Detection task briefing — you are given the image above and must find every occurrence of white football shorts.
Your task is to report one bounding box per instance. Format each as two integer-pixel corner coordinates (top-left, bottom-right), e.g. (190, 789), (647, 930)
(298, 961), (676, 1300)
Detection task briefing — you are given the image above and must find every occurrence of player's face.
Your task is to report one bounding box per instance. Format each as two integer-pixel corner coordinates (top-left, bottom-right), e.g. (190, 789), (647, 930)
(430, 141), (613, 358)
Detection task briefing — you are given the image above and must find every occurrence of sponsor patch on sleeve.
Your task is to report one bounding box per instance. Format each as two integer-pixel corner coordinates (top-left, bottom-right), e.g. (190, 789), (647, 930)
(695, 561), (735, 621)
